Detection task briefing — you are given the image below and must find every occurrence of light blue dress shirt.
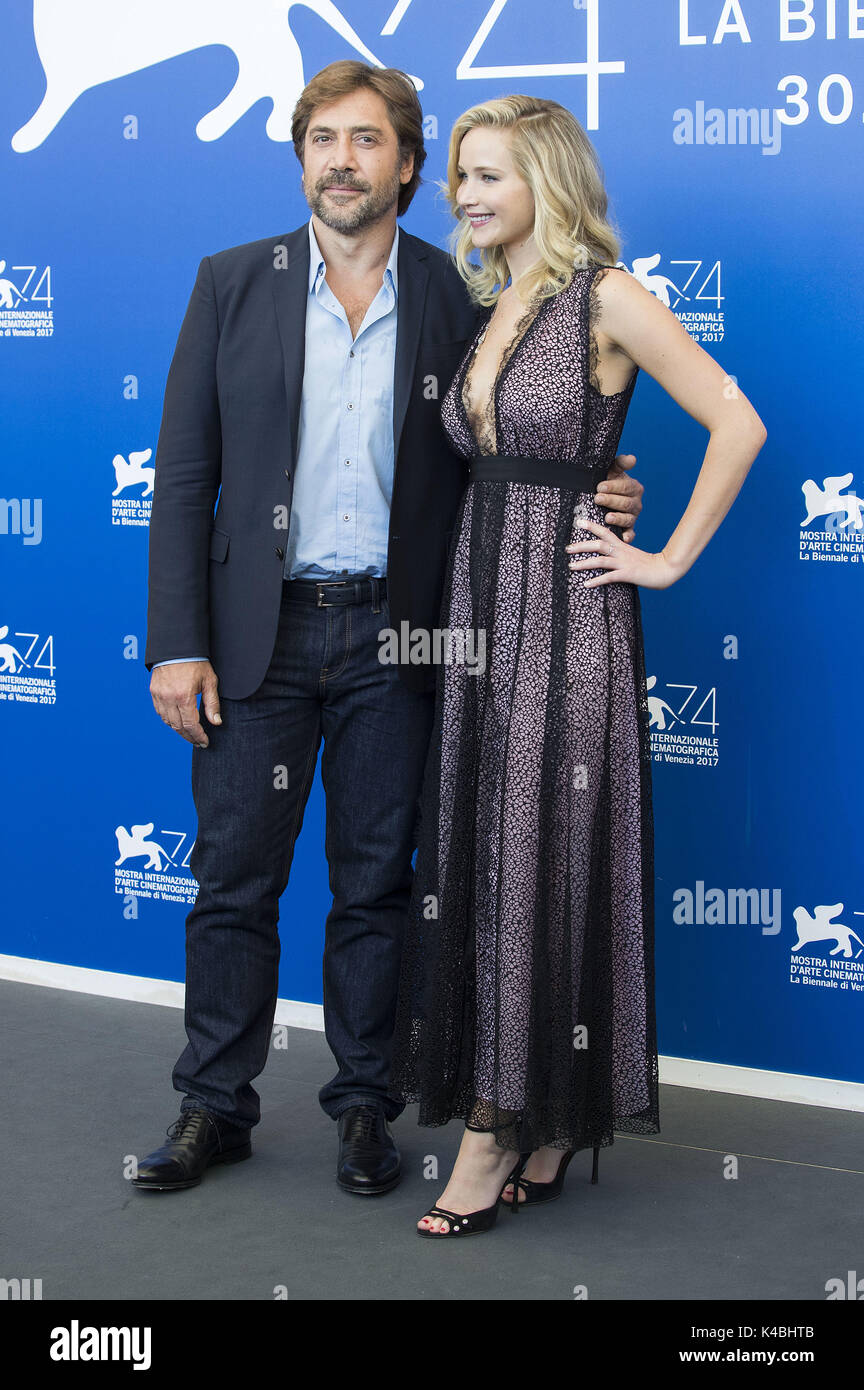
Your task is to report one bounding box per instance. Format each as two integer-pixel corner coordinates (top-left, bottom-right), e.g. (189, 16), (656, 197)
(284, 216), (398, 580)
(154, 217), (399, 668)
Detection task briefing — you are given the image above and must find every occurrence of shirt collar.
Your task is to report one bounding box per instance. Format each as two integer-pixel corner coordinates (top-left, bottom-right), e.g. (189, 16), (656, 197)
(307, 215), (399, 298)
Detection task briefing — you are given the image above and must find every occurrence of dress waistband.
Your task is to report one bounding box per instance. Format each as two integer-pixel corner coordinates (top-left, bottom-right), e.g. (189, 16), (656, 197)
(468, 454), (608, 491)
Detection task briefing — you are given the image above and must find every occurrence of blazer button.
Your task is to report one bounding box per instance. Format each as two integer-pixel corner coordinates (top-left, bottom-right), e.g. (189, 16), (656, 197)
(284, 468), (291, 478)
(275, 546), (284, 559)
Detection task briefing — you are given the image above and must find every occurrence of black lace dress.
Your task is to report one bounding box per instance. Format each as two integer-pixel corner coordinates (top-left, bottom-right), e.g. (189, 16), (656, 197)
(387, 265), (659, 1154)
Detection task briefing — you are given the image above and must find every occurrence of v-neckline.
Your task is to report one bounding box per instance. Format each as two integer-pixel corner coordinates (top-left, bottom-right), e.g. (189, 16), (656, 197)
(462, 292), (550, 455)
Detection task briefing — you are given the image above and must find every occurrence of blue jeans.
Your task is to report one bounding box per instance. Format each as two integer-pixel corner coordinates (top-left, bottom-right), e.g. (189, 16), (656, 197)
(173, 580), (435, 1128)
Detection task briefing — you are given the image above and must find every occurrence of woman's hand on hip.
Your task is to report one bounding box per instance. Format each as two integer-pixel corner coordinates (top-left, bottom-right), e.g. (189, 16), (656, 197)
(566, 519), (681, 589)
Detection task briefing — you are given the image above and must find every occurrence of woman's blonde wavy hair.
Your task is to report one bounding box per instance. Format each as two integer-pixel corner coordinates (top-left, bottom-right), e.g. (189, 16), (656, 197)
(444, 95), (622, 307)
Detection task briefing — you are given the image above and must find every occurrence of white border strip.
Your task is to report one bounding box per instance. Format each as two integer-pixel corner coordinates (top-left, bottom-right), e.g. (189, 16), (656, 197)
(0, 953), (324, 1033)
(1, 954), (862, 1112)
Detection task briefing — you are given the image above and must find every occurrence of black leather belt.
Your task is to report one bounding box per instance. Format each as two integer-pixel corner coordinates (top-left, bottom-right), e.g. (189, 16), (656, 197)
(283, 574), (386, 607)
(469, 454), (609, 491)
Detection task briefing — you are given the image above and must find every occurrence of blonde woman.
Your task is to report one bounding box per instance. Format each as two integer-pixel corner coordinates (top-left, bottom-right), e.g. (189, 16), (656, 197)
(387, 95), (766, 1238)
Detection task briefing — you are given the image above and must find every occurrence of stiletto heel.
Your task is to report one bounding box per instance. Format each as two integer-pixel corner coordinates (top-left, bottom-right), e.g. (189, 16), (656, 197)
(506, 1144), (600, 1207)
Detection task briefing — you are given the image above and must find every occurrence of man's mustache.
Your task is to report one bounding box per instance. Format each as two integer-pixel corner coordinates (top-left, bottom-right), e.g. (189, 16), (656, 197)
(317, 175), (370, 193)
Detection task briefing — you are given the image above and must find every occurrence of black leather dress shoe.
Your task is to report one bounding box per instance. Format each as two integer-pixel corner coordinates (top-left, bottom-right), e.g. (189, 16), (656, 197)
(336, 1105), (400, 1195)
(132, 1108), (252, 1191)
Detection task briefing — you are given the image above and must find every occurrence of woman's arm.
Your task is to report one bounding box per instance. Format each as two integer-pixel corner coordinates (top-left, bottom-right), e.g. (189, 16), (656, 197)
(567, 268), (767, 589)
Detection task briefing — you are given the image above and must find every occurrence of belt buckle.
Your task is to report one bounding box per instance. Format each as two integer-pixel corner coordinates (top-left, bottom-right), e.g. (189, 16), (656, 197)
(316, 579), (356, 607)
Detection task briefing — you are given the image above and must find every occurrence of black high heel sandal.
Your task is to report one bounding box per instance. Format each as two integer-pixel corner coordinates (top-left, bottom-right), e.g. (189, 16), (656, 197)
(417, 1117), (529, 1240)
(504, 1145), (600, 1206)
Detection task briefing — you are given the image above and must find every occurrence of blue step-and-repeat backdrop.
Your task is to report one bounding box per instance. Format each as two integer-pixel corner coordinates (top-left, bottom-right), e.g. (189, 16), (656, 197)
(1, 1), (862, 1085)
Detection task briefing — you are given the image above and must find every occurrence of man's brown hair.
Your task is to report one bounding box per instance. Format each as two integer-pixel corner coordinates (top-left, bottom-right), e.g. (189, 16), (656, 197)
(292, 60), (426, 215)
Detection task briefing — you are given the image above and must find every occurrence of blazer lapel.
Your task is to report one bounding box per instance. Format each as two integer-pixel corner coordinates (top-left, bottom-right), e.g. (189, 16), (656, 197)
(393, 233), (429, 458)
(271, 225), (311, 469)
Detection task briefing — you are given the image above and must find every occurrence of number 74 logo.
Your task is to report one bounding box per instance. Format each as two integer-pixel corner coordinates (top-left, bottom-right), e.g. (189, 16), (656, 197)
(647, 677), (718, 733)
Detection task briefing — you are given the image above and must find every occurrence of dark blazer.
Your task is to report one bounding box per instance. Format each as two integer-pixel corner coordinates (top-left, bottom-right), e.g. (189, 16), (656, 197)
(145, 223), (481, 698)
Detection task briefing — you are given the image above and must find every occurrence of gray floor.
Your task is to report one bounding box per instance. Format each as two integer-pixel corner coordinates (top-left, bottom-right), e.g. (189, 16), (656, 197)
(2, 978), (861, 1301)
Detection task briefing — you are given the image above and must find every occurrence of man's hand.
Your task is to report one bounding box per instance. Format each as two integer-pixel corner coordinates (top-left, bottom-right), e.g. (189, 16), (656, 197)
(150, 661), (221, 747)
(595, 452), (643, 543)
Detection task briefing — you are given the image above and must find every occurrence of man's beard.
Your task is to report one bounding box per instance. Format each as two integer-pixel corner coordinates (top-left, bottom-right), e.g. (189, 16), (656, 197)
(305, 167), (403, 233)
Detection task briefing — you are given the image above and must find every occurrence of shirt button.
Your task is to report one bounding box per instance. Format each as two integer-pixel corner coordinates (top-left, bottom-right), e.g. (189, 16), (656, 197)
(346, 402), (353, 410)
(349, 350), (354, 358)
(344, 459), (351, 467)
(343, 514), (350, 521)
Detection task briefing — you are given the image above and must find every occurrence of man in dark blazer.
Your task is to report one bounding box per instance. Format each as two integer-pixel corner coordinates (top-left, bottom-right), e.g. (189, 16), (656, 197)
(135, 61), (644, 1196)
